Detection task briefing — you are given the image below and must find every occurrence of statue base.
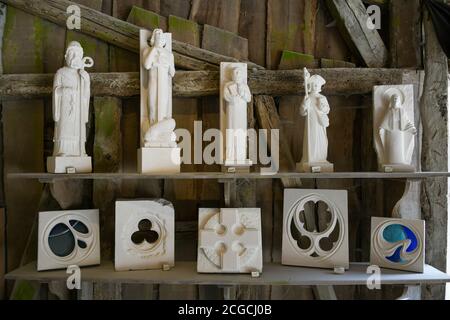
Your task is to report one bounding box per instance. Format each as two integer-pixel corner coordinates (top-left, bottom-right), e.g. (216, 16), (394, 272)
(223, 160), (252, 173)
(296, 161), (334, 173)
(138, 147), (181, 174)
(47, 156), (92, 174)
(380, 164), (415, 173)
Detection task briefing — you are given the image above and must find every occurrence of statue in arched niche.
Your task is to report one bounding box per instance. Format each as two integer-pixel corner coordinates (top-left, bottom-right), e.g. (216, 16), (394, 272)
(374, 85), (417, 172)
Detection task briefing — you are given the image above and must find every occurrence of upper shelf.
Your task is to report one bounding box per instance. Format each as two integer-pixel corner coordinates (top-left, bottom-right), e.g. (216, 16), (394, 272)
(6, 261), (450, 286)
(7, 172), (450, 182)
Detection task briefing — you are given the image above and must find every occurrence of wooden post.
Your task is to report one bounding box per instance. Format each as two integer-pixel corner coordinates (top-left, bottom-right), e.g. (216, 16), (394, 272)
(2, 6), (45, 300)
(92, 96), (122, 300)
(389, 0), (422, 68)
(420, 1), (449, 300)
(0, 2), (6, 300)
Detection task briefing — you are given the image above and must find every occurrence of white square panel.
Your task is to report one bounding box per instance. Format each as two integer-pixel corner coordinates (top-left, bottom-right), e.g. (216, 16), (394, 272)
(115, 200), (174, 271)
(197, 208), (262, 273)
(38, 209), (100, 271)
(370, 217), (425, 273)
(282, 189), (349, 269)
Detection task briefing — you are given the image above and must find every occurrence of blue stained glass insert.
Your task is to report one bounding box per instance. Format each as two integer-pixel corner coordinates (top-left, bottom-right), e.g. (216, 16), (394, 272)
(382, 224), (419, 264)
(402, 226), (418, 252)
(386, 246), (404, 263)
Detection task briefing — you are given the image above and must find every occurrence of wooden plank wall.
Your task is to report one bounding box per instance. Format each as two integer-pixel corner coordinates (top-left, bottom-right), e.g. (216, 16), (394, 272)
(0, 0), (435, 300)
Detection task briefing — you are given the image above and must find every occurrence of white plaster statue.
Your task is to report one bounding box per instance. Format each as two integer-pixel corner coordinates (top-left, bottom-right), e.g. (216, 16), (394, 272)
(142, 29), (176, 148)
(138, 29), (180, 174)
(53, 41), (93, 157)
(373, 85), (416, 172)
(297, 68), (334, 172)
(47, 41), (94, 173)
(220, 62), (252, 168)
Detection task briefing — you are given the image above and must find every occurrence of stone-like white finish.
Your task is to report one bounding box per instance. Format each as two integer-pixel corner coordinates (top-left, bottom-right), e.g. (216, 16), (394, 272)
(220, 62), (253, 168)
(197, 208), (262, 273)
(373, 85), (417, 172)
(48, 41), (94, 174)
(38, 209), (100, 271)
(47, 156), (92, 174)
(370, 217), (424, 273)
(282, 189), (349, 269)
(297, 68), (334, 173)
(138, 29), (180, 173)
(115, 200), (175, 271)
(138, 147), (181, 174)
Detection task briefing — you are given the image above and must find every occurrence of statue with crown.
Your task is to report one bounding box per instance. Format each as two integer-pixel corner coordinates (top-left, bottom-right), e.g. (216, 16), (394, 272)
(297, 68), (334, 173)
(47, 41), (94, 173)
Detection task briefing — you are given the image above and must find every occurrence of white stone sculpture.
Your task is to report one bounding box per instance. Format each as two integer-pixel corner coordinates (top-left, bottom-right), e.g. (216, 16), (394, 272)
(47, 41), (94, 174)
(138, 29), (180, 173)
(220, 62), (252, 170)
(38, 209), (100, 271)
(197, 208), (262, 273)
(115, 200), (174, 271)
(373, 85), (417, 172)
(282, 189), (349, 269)
(370, 217), (424, 273)
(297, 68), (334, 173)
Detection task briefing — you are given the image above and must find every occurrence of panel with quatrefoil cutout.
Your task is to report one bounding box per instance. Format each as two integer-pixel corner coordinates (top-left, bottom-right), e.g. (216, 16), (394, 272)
(282, 189), (349, 270)
(197, 208), (262, 273)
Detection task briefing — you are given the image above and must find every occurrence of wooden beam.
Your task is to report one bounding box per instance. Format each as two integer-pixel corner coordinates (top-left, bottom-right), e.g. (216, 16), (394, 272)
(326, 0), (388, 68)
(0, 68), (420, 99)
(1, 0), (262, 71)
(389, 0), (422, 68)
(420, 1), (449, 300)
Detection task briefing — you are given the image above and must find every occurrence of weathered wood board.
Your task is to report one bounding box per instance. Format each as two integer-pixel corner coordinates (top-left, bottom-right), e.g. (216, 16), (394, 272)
(0, 69), (420, 99)
(326, 0), (388, 68)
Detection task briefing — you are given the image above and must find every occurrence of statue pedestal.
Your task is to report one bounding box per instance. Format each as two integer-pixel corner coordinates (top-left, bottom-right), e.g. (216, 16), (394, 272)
(224, 159), (252, 173)
(380, 164), (415, 173)
(138, 147), (181, 174)
(296, 161), (334, 173)
(47, 156), (92, 174)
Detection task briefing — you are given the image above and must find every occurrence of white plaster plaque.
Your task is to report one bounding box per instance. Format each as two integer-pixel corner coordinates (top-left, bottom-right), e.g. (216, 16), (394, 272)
(115, 200), (175, 271)
(282, 189), (349, 269)
(38, 209), (100, 271)
(373, 85), (417, 172)
(197, 208), (262, 273)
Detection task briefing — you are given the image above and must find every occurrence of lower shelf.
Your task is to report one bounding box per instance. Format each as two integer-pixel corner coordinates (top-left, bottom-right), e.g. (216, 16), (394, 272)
(6, 261), (450, 286)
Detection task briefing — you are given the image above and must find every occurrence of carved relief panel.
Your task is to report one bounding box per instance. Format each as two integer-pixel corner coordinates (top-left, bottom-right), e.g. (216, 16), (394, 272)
(197, 208), (262, 273)
(115, 200), (174, 271)
(370, 217), (424, 273)
(38, 209), (100, 271)
(282, 189), (349, 269)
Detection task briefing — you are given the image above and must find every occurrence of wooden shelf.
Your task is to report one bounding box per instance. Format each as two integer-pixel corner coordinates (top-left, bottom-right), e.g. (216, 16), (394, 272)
(7, 172), (450, 182)
(6, 261), (450, 286)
